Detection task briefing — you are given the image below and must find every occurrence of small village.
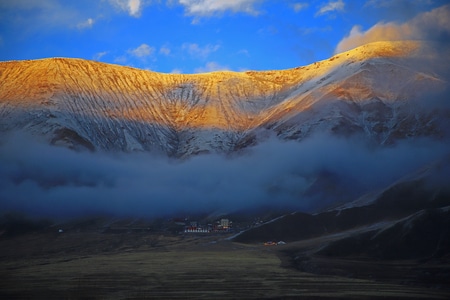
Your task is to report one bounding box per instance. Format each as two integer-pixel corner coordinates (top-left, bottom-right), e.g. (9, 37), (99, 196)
(172, 218), (233, 233)
(173, 217), (286, 246)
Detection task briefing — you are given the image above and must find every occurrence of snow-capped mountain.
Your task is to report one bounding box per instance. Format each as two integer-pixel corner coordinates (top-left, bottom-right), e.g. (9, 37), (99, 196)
(0, 41), (448, 156)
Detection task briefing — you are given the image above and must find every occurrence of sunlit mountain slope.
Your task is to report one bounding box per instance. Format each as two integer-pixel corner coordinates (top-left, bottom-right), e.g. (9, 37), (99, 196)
(0, 41), (447, 156)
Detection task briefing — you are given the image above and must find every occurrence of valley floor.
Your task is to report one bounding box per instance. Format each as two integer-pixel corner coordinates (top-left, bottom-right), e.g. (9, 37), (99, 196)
(1, 226), (449, 299)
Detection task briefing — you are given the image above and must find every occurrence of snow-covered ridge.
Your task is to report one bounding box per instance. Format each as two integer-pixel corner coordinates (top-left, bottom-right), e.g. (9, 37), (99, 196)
(0, 41), (447, 156)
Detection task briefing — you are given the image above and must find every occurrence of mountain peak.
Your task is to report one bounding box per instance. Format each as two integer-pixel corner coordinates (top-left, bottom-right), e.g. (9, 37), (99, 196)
(0, 40), (446, 155)
(336, 40), (421, 58)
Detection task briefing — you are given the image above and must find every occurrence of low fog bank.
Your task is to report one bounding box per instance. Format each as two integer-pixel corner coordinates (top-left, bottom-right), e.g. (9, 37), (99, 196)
(0, 132), (449, 219)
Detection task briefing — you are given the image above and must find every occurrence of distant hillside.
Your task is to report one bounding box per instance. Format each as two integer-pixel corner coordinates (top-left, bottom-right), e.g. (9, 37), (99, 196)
(234, 157), (450, 261)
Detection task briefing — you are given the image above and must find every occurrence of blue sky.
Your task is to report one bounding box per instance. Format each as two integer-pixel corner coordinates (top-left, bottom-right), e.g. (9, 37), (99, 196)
(0, 0), (449, 73)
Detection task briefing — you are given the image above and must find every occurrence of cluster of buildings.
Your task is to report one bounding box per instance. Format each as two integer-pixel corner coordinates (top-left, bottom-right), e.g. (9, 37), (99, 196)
(175, 218), (232, 233)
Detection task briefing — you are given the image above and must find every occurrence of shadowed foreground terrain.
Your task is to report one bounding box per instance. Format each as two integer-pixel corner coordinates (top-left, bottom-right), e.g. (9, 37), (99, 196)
(0, 216), (449, 299)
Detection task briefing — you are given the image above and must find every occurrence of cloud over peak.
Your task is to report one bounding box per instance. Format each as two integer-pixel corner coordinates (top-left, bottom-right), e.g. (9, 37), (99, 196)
(335, 4), (450, 53)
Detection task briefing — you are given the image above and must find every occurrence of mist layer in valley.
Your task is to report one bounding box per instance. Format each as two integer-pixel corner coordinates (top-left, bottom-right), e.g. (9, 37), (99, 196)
(1, 131), (449, 219)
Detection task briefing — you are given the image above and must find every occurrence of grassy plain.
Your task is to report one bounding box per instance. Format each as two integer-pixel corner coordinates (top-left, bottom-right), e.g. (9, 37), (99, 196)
(1, 228), (449, 299)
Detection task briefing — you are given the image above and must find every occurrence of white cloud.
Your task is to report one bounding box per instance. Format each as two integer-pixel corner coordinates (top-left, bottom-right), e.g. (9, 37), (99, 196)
(76, 18), (95, 30)
(335, 4), (450, 53)
(129, 0), (142, 16)
(238, 49), (250, 57)
(182, 43), (220, 59)
(292, 2), (308, 13)
(159, 46), (171, 56)
(93, 51), (108, 61)
(194, 61), (229, 73)
(129, 43), (155, 58)
(109, 0), (143, 17)
(171, 68), (183, 74)
(177, 0), (262, 17)
(316, 0), (345, 16)
(113, 43), (155, 66)
(114, 55), (128, 64)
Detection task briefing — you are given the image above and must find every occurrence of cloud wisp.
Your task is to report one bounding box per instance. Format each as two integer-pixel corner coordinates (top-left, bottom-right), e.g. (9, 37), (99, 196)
(182, 43), (221, 59)
(315, 0), (345, 17)
(76, 18), (95, 30)
(109, 0), (143, 18)
(129, 43), (155, 58)
(177, 0), (262, 17)
(292, 3), (308, 13)
(1, 132), (448, 219)
(194, 61), (229, 73)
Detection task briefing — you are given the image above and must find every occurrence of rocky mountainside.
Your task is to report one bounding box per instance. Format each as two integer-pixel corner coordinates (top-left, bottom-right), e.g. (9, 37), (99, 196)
(0, 41), (447, 157)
